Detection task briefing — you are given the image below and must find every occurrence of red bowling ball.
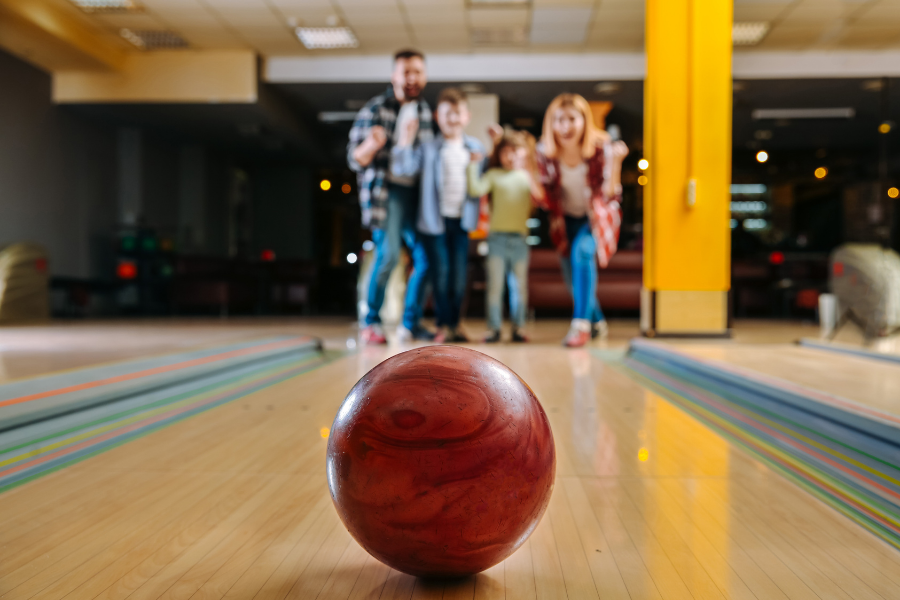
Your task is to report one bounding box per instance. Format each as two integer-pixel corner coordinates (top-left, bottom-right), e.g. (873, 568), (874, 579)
(326, 346), (556, 577)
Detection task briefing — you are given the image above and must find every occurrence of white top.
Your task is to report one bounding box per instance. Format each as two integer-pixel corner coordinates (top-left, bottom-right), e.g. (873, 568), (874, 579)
(559, 162), (590, 217)
(388, 101), (419, 187)
(439, 138), (469, 218)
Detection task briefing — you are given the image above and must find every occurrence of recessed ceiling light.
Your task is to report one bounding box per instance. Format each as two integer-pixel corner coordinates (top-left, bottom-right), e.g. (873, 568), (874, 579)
(733, 22), (770, 46)
(71, 0), (140, 12)
(296, 27), (358, 49)
(120, 29), (188, 49)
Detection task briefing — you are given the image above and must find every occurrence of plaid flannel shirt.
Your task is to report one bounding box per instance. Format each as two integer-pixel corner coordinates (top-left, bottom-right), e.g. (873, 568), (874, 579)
(347, 86), (433, 230)
(536, 141), (623, 268)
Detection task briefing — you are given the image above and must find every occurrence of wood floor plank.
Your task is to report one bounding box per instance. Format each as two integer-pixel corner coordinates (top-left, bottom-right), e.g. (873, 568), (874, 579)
(473, 562), (504, 600)
(558, 478), (631, 600)
(2, 330), (898, 600)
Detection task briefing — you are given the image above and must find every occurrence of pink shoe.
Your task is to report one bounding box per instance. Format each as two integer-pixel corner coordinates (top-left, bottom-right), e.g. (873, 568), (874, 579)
(563, 320), (591, 348)
(361, 324), (387, 345)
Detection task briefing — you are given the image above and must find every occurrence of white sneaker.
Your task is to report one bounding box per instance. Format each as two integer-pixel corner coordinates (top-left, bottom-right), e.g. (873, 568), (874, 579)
(592, 320), (609, 340)
(395, 325), (414, 343)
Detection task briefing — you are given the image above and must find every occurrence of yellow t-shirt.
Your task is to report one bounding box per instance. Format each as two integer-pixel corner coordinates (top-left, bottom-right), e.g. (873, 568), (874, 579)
(467, 165), (533, 235)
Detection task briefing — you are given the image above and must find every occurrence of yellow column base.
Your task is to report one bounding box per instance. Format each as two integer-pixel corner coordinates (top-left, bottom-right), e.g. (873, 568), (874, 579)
(641, 288), (730, 337)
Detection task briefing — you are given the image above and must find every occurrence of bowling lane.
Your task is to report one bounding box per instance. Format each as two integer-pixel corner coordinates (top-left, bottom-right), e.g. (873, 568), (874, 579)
(1, 343), (897, 599)
(666, 341), (900, 419)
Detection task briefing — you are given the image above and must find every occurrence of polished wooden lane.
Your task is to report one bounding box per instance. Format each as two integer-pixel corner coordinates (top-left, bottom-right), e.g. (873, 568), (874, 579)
(666, 341), (900, 419)
(1, 338), (898, 599)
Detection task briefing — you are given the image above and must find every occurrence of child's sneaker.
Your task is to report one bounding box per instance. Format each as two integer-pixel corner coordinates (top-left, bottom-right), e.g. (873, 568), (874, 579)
(591, 320), (609, 340)
(361, 324), (387, 345)
(395, 325), (414, 343)
(511, 328), (529, 343)
(483, 330), (502, 344)
(563, 319), (591, 348)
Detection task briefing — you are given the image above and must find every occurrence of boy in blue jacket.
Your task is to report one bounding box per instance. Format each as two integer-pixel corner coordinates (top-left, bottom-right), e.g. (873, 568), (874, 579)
(392, 88), (486, 342)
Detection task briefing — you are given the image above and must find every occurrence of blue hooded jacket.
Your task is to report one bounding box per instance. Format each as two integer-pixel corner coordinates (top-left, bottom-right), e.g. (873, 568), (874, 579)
(391, 134), (487, 235)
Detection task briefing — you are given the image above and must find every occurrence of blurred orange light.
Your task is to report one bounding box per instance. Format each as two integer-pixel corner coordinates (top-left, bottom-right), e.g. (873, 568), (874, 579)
(637, 175), (648, 186)
(879, 122), (892, 134)
(756, 150), (769, 163)
(638, 448), (649, 462)
(320, 179), (332, 191)
(889, 187), (899, 199)
(320, 427), (330, 439)
(342, 183), (352, 194)
(117, 261), (137, 279)
(814, 167), (827, 179)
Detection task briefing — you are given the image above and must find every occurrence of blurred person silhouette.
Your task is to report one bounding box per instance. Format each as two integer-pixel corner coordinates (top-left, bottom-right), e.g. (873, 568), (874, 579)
(468, 129), (544, 343)
(392, 87), (487, 343)
(535, 94), (628, 348)
(348, 49), (434, 345)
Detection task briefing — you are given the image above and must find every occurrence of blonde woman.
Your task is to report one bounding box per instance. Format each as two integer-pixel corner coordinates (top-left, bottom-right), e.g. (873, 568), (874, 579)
(535, 93), (628, 347)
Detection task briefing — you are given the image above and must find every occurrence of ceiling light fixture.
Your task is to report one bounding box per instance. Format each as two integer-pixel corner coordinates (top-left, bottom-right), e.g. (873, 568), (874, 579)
(733, 22), (770, 46)
(120, 29), (188, 49)
(296, 27), (358, 49)
(71, 0), (140, 12)
(752, 108), (855, 120)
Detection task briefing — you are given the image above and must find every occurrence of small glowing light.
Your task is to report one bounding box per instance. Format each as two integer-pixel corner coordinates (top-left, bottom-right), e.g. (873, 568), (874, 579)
(320, 427), (330, 438)
(733, 21), (770, 46)
(342, 183), (352, 194)
(346, 338), (357, 349)
(638, 448), (649, 462)
(526, 218), (541, 229)
(815, 167), (827, 179)
(525, 236), (541, 246)
(320, 179), (332, 191)
(260, 249), (276, 261)
(637, 175), (649, 186)
(769, 251), (785, 265)
(889, 187), (899, 199)
(879, 122), (892, 134)
(117, 261), (137, 279)
(346, 252), (358, 264)
(637, 159), (649, 171)
(756, 150), (769, 163)
(730, 219), (738, 229)
(744, 218), (768, 230)
(362, 240), (375, 252)
(731, 184), (767, 195)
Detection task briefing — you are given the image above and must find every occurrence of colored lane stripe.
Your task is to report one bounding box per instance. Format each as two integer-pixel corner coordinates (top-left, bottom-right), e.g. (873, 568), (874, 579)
(631, 339), (900, 427)
(0, 336), (313, 408)
(0, 344), (340, 494)
(606, 346), (900, 552)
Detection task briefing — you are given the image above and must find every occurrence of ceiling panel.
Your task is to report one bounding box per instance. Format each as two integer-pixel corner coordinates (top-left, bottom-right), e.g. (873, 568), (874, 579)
(838, 24), (900, 47)
(531, 7), (593, 45)
(734, 3), (794, 21)
(468, 8), (531, 28)
(759, 24), (828, 48)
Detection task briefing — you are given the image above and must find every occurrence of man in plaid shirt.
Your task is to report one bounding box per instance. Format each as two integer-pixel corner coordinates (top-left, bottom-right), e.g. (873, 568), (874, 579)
(348, 49), (434, 345)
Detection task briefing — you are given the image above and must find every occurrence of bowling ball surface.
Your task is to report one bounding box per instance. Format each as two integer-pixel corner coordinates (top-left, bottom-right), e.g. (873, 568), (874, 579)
(326, 346), (555, 578)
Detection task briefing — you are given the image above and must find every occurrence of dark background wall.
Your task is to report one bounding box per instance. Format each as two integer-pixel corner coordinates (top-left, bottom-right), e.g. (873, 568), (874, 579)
(0, 48), (117, 279)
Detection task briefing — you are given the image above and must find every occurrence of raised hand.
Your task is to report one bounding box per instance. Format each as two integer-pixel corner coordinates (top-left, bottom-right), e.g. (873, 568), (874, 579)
(368, 125), (388, 150)
(397, 118), (419, 148)
(470, 151), (484, 164)
(487, 124), (504, 146)
(610, 140), (629, 162)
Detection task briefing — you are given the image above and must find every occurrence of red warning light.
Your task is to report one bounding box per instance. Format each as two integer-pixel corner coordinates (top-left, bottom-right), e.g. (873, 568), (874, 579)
(260, 249), (276, 262)
(34, 257), (47, 273)
(117, 261), (138, 280)
(833, 262), (844, 276)
(768, 251), (785, 265)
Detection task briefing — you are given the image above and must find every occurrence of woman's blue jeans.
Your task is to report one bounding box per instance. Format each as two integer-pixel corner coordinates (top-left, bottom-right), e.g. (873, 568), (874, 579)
(420, 218), (470, 328)
(560, 216), (604, 323)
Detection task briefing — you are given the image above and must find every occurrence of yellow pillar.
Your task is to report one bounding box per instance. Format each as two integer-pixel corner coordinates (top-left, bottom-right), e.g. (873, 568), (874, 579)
(642, 0), (733, 337)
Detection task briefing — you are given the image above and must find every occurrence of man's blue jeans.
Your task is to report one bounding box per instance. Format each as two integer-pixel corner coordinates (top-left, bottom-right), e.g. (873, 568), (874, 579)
(420, 218), (470, 328)
(486, 232), (529, 331)
(365, 185), (429, 330)
(560, 216), (604, 323)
